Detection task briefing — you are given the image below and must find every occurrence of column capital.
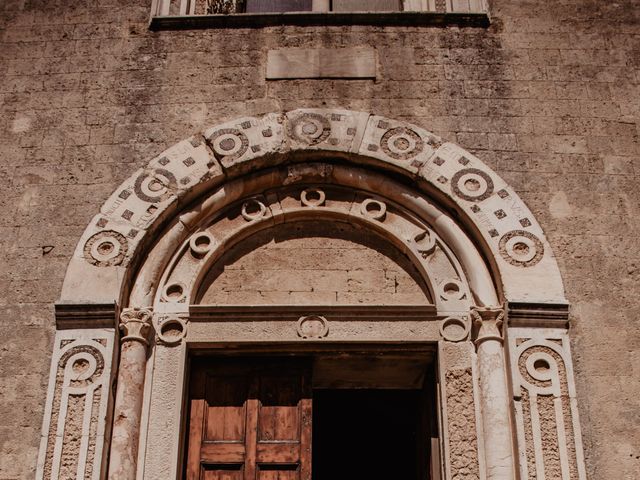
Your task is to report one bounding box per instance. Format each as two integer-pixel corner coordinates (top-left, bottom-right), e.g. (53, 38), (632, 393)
(119, 307), (153, 346)
(471, 306), (505, 347)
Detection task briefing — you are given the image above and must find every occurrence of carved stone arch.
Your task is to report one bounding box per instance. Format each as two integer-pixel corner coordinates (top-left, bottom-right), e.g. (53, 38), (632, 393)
(40, 109), (587, 480)
(147, 167), (485, 315)
(60, 108), (565, 308)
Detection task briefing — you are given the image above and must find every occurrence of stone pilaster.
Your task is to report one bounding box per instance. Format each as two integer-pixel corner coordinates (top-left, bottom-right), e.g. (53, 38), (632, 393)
(36, 328), (116, 480)
(108, 308), (153, 480)
(505, 303), (587, 480)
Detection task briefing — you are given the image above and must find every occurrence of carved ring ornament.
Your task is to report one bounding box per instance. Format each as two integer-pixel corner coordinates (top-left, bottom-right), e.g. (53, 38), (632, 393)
(156, 316), (187, 345)
(440, 316), (470, 342)
(296, 315), (329, 339)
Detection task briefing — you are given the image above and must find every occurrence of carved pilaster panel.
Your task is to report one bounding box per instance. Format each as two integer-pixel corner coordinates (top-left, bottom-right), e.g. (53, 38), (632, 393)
(506, 328), (587, 480)
(439, 341), (482, 480)
(36, 329), (116, 480)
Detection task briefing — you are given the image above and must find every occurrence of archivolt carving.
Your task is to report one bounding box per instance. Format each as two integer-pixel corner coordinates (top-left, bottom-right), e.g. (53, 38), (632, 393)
(508, 330), (587, 480)
(206, 127), (250, 162)
(154, 182), (472, 314)
(60, 107), (566, 309)
(37, 330), (114, 480)
(379, 126), (425, 160)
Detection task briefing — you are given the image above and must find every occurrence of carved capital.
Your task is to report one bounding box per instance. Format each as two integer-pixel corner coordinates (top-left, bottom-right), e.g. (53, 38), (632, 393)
(119, 307), (153, 346)
(471, 306), (505, 347)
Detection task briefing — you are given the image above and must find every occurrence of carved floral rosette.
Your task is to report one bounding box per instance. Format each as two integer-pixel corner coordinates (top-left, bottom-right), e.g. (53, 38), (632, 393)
(507, 328), (587, 480)
(36, 329), (115, 480)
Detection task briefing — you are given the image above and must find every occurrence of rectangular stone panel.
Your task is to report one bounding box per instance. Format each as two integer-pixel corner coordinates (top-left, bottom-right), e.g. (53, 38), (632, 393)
(266, 48), (376, 79)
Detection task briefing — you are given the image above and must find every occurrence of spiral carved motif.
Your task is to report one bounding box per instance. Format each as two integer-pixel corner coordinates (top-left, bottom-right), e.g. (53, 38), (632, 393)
(60, 345), (105, 388)
(518, 345), (562, 396)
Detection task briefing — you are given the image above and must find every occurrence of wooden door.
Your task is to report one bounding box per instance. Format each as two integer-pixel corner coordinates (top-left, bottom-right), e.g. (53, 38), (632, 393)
(186, 359), (312, 480)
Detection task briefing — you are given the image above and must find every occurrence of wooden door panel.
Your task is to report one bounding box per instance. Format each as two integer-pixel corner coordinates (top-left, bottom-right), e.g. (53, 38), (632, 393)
(258, 406), (300, 442)
(205, 375), (248, 442)
(203, 465), (244, 480)
(256, 443), (300, 463)
(200, 443), (246, 464)
(257, 466), (299, 480)
(258, 373), (304, 443)
(187, 359), (311, 480)
(206, 405), (246, 442)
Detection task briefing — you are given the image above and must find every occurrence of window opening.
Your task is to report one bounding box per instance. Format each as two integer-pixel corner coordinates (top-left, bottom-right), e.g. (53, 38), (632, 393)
(151, 0), (490, 28)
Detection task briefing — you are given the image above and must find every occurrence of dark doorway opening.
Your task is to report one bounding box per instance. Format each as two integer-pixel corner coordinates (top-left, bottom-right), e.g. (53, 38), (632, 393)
(313, 389), (428, 480)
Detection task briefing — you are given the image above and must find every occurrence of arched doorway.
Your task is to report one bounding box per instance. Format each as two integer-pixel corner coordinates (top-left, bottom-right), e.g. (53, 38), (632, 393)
(38, 109), (586, 480)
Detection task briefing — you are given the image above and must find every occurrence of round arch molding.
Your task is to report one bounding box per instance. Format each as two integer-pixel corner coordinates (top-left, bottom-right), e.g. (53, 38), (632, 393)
(39, 109), (589, 480)
(60, 108), (565, 307)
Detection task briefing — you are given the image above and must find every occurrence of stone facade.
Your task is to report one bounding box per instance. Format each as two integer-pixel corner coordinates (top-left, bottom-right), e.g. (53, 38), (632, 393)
(0, 1), (638, 480)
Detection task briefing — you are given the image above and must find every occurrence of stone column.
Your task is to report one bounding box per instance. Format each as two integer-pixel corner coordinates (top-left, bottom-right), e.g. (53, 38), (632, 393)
(108, 308), (153, 480)
(471, 306), (516, 480)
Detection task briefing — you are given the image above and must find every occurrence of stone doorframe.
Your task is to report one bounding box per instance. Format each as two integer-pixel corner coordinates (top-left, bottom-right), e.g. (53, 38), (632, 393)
(37, 109), (587, 480)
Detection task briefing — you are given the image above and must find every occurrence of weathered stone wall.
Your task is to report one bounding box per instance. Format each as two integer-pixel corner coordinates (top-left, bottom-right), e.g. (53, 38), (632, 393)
(0, 0), (638, 478)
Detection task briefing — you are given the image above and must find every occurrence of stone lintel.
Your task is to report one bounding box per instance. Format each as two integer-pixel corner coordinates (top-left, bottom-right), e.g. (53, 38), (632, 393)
(55, 302), (119, 329)
(190, 304), (438, 322)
